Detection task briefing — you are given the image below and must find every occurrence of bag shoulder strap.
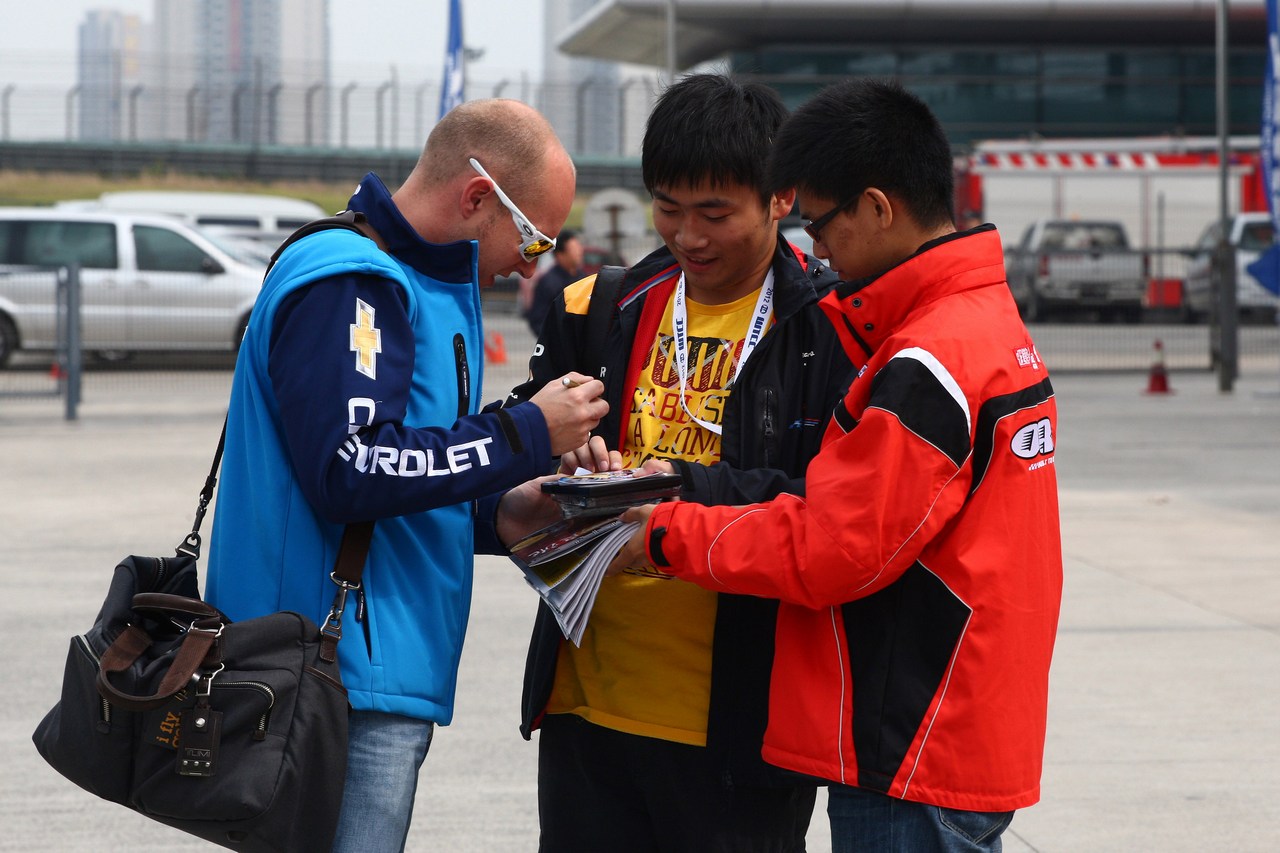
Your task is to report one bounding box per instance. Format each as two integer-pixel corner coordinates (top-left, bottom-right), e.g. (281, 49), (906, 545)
(266, 209), (368, 273)
(583, 264), (626, 381)
(177, 208), (378, 627)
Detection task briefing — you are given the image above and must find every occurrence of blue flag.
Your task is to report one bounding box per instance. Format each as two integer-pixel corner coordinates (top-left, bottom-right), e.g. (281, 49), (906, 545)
(439, 0), (465, 119)
(1250, 0), (1280, 296)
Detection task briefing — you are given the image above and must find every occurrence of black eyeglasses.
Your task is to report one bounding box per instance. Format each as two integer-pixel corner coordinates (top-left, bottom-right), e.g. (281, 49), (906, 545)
(803, 195), (859, 243)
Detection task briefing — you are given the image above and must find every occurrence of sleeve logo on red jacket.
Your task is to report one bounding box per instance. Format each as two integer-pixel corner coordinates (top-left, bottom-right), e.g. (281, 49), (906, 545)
(1010, 417), (1054, 459)
(1013, 344), (1043, 370)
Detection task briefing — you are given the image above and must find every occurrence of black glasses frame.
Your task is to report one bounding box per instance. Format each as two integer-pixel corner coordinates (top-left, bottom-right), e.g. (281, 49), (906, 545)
(803, 195), (860, 243)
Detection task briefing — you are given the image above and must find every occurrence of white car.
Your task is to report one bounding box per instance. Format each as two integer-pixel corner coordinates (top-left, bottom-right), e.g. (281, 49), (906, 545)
(1183, 212), (1280, 323)
(55, 190), (325, 234)
(0, 208), (267, 365)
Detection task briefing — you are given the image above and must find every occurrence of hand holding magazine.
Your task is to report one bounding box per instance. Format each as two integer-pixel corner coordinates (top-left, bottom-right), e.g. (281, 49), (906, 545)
(509, 470), (681, 645)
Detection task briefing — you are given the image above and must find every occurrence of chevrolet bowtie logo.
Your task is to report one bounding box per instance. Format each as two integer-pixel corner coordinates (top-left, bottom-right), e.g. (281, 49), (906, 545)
(350, 299), (382, 379)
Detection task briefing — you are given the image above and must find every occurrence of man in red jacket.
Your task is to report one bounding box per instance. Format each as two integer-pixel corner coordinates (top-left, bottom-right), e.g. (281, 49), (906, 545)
(612, 79), (1063, 852)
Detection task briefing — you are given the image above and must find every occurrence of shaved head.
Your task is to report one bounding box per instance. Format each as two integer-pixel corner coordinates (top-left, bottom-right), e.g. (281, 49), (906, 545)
(413, 99), (568, 200)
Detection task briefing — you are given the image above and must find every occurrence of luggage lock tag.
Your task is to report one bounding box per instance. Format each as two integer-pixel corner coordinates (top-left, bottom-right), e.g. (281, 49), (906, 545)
(177, 656), (224, 778)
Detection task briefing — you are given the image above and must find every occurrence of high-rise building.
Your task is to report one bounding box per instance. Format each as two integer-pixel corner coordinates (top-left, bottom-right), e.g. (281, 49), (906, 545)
(543, 0), (619, 157)
(78, 0), (329, 145)
(77, 10), (146, 141)
(149, 0), (198, 141)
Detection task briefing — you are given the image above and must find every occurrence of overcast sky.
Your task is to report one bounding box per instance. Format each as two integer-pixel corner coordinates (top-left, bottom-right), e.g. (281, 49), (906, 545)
(0, 0), (546, 88)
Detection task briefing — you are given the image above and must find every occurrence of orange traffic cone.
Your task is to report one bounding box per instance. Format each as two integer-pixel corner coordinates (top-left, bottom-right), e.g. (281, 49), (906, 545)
(484, 331), (507, 365)
(1145, 339), (1171, 394)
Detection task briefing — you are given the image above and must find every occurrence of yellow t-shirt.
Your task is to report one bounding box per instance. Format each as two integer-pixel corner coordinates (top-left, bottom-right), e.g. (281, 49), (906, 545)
(546, 286), (766, 745)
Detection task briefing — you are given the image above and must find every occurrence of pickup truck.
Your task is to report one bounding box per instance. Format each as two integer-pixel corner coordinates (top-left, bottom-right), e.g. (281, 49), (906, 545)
(1004, 219), (1147, 322)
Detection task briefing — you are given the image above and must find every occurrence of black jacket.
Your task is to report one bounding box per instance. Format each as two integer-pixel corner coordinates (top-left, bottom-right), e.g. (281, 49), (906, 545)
(523, 262), (576, 337)
(506, 237), (852, 786)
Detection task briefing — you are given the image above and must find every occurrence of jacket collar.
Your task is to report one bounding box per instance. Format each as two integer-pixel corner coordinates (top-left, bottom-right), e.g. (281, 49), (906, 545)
(346, 172), (477, 284)
(819, 225), (1006, 360)
(619, 234), (838, 322)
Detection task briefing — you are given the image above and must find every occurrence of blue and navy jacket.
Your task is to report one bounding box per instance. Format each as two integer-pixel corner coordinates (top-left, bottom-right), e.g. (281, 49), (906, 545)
(207, 173), (551, 724)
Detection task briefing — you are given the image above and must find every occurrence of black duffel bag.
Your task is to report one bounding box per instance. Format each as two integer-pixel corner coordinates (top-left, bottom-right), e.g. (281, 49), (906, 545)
(32, 424), (372, 851)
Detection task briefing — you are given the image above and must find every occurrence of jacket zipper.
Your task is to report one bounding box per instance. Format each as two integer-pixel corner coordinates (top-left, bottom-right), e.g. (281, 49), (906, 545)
(355, 588), (373, 657)
(453, 333), (470, 418)
(761, 387), (777, 468)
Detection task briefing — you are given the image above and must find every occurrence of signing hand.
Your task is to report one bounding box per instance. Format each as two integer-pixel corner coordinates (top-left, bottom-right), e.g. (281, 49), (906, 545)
(529, 373), (609, 456)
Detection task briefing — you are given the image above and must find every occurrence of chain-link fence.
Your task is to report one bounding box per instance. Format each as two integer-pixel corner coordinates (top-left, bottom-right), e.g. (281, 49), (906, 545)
(0, 65), (664, 160)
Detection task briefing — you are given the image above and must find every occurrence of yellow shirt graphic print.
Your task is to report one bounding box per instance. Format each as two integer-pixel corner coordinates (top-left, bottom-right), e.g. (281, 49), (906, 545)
(622, 291), (762, 469)
(548, 286), (770, 745)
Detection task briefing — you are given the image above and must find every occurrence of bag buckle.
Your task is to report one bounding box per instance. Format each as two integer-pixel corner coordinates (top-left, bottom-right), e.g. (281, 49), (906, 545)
(320, 572), (361, 640)
(193, 662), (226, 698)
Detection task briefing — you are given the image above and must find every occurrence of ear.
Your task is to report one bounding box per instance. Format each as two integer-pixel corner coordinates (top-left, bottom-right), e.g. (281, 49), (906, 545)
(460, 176), (494, 221)
(864, 188), (894, 229)
(769, 187), (797, 222)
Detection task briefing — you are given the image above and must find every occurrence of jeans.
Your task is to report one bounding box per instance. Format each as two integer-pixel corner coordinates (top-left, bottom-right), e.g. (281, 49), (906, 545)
(331, 710), (435, 853)
(827, 784), (1014, 853)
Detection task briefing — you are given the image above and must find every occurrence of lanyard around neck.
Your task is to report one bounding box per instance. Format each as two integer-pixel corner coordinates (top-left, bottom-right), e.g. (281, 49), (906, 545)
(671, 269), (775, 436)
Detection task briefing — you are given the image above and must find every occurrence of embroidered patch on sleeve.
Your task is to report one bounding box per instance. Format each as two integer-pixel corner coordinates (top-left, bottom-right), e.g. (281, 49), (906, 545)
(350, 298), (382, 379)
(1013, 344), (1043, 370)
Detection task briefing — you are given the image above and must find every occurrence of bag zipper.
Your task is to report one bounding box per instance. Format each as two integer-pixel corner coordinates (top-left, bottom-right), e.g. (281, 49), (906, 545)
(217, 680), (276, 740)
(75, 634), (112, 727)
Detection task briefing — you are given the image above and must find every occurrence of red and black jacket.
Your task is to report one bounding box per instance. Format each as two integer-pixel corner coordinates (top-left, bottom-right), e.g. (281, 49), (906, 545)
(645, 226), (1063, 810)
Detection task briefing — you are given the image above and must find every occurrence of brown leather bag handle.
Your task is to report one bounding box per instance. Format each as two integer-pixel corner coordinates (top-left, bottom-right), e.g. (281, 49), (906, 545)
(95, 623), (221, 711)
(131, 592), (226, 623)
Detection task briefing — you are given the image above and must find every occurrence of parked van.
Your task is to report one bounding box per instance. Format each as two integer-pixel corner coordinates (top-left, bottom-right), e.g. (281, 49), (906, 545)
(57, 191), (327, 234)
(0, 208), (266, 365)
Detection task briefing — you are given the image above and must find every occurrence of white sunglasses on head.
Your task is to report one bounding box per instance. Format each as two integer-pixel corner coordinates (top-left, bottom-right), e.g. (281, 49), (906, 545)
(468, 157), (557, 261)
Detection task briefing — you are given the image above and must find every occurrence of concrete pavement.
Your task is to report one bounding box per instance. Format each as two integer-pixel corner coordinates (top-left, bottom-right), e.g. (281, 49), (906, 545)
(1, 314), (1277, 851)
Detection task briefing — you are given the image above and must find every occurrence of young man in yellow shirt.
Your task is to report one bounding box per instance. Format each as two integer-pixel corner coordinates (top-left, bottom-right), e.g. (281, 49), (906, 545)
(501, 74), (853, 851)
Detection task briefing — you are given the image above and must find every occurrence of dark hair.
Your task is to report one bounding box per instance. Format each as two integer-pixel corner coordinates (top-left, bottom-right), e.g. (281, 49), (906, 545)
(642, 74), (788, 205)
(553, 229), (578, 252)
(766, 79), (955, 230)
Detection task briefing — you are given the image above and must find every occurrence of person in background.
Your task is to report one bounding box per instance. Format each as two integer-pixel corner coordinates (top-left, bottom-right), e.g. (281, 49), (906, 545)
(496, 73), (853, 852)
(610, 78), (1064, 853)
(206, 99), (608, 853)
(524, 228), (585, 337)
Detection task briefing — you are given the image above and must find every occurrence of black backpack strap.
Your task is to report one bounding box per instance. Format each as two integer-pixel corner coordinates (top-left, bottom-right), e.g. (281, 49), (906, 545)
(266, 209), (368, 273)
(583, 265), (626, 382)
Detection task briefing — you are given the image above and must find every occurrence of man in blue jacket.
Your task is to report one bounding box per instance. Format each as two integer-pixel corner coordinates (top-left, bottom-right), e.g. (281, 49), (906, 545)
(206, 99), (607, 853)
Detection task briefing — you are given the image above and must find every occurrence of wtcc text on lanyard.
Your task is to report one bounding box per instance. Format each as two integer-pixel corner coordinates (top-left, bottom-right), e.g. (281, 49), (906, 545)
(672, 269), (775, 436)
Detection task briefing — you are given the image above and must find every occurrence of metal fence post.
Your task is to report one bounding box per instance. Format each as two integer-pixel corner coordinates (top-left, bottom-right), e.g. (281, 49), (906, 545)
(1, 84), (14, 141)
(1215, 0), (1238, 390)
(60, 265), (82, 421)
